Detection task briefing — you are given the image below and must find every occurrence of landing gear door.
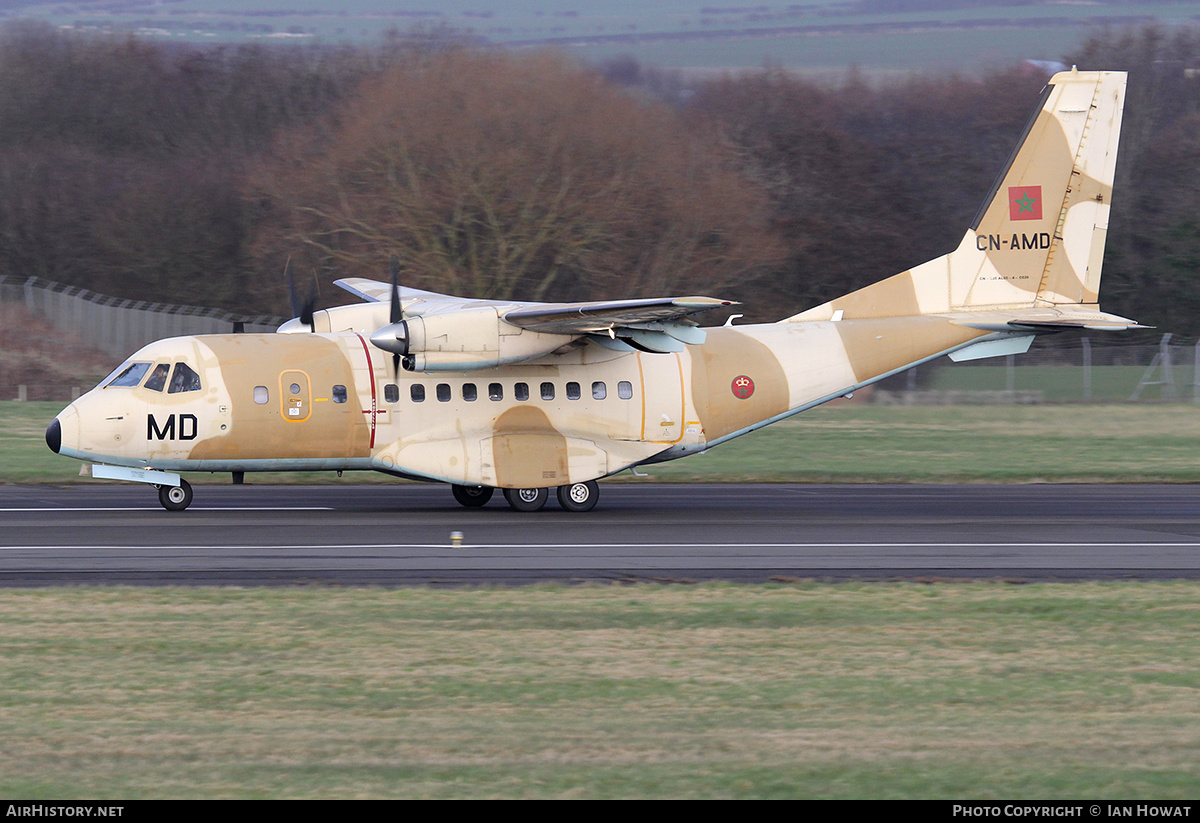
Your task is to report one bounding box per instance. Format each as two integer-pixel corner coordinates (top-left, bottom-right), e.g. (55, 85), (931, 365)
(280, 371), (311, 422)
(639, 352), (683, 444)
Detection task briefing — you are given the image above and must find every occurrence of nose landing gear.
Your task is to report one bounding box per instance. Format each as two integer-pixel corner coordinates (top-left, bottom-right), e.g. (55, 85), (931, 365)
(157, 478), (193, 512)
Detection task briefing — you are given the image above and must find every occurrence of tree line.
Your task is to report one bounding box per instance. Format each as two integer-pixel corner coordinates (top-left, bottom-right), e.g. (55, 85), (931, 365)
(0, 21), (1197, 335)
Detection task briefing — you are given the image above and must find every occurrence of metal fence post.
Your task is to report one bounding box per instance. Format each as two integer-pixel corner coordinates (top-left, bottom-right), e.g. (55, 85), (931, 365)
(1082, 337), (1092, 402)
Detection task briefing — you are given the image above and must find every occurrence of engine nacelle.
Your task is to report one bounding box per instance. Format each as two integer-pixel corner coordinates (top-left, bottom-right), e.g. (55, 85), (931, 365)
(369, 306), (575, 372)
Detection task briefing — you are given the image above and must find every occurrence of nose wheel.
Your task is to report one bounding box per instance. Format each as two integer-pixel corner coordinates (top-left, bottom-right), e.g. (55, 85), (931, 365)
(157, 478), (193, 512)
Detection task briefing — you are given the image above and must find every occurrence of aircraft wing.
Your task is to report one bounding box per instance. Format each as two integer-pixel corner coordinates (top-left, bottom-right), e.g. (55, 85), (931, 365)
(335, 278), (519, 317)
(505, 297), (733, 330)
(504, 296), (737, 352)
(336, 278), (737, 353)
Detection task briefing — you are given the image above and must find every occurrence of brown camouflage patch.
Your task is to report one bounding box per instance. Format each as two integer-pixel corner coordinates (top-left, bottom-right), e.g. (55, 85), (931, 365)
(690, 328), (789, 440)
(188, 335), (371, 461)
(490, 405), (569, 488)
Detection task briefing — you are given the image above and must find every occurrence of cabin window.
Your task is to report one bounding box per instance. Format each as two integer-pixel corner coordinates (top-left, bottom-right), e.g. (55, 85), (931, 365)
(332, 385), (348, 404)
(384, 383), (399, 404)
(540, 382), (555, 401)
(489, 383), (503, 401)
(167, 363), (202, 394)
(514, 382), (530, 401)
(105, 362), (151, 388)
(411, 384), (426, 403)
(436, 383), (451, 402)
(253, 386), (269, 405)
(618, 381), (633, 400)
(566, 381), (581, 400)
(592, 381), (607, 400)
(143, 363), (170, 393)
(462, 383), (478, 402)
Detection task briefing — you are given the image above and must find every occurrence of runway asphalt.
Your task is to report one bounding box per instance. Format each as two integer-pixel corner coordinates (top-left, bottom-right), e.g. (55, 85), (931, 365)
(3, 482), (1200, 585)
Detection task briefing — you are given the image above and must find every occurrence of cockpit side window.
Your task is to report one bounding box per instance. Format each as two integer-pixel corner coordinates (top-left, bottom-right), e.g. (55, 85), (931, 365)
(105, 362), (151, 388)
(167, 362), (202, 394)
(143, 363), (170, 392)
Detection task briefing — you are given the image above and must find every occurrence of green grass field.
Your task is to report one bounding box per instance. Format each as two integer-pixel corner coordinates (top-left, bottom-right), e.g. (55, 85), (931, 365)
(928, 364), (1195, 403)
(1, 583), (1198, 799)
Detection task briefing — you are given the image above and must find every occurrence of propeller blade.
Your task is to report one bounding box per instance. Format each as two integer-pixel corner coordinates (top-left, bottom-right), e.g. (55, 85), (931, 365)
(387, 256), (405, 377)
(389, 255), (403, 325)
(301, 271), (317, 331)
(285, 258), (300, 317)
(285, 258), (317, 332)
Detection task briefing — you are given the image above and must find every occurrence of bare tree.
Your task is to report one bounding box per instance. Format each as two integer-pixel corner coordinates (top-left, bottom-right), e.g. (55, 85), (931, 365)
(253, 49), (782, 304)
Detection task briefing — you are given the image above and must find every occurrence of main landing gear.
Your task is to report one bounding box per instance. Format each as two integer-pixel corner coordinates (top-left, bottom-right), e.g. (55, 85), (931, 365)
(452, 484), (494, 508)
(451, 481), (600, 512)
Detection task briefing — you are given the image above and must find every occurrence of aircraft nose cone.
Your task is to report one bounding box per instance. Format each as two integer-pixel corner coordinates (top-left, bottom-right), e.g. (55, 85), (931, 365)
(46, 417), (61, 454)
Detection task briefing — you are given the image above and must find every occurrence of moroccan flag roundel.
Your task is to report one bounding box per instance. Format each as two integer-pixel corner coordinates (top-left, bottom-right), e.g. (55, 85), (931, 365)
(1008, 185), (1043, 221)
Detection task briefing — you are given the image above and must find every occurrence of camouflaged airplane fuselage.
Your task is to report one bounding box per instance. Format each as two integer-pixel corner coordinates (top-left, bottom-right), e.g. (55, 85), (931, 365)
(47, 69), (1140, 511)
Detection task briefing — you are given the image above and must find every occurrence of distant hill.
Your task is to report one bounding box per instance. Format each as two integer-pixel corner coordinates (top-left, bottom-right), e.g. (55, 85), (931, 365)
(4, 1), (1200, 72)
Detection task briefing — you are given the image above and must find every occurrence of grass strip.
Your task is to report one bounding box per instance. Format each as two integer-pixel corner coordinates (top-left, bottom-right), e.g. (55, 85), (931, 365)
(1, 583), (1198, 799)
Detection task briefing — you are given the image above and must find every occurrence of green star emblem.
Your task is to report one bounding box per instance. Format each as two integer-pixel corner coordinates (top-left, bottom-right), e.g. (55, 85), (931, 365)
(1014, 191), (1038, 213)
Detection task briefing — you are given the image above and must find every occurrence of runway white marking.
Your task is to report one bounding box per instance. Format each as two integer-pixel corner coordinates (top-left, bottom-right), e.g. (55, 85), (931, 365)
(4, 542), (1200, 550)
(2, 507), (333, 512)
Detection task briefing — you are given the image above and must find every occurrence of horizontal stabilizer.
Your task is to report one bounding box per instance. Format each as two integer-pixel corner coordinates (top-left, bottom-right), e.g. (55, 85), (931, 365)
(950, 307), (1147, 333)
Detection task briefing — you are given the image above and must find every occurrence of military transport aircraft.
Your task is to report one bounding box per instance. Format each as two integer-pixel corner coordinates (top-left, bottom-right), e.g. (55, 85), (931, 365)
(46, 69), (1138, 512)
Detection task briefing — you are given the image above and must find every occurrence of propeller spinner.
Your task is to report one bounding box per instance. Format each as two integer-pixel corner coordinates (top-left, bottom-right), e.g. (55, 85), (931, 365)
(368, 256), (411, 374)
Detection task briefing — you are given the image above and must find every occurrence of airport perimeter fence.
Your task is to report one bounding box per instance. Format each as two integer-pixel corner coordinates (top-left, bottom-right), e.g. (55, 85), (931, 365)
(873, 334), (1200, 405)
(2, 275), (284, 401)
(0, 275), (283, 357)
(2, 275), (1196, 405)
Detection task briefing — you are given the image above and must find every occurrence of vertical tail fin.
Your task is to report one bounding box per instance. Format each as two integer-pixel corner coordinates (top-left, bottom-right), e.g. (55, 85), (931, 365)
(789, 69), (1128, 322)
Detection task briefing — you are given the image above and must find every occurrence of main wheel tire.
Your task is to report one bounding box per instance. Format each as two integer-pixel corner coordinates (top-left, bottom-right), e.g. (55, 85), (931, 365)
(452, 484), (494, 508)
(503, 487), (548, 512)
(158, 478), (193, 512)
(557, 481), (599, 512)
